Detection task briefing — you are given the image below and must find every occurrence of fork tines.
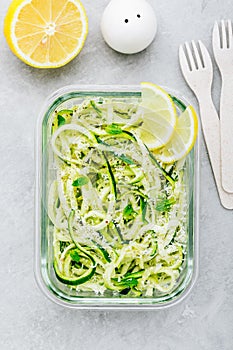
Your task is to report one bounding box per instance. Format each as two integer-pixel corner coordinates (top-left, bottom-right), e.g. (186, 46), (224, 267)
(179, 41), (210, 71)
(213, 20), (233, 49)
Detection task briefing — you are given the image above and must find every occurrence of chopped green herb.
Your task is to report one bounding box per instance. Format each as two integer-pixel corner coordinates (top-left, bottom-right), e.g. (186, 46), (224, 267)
(105, 123), (123, 135)
(70, 250), (81, 263)
(156, 198), (176, 212)
(72, 176), (89, 187)
(123, 204), (137, 220)
(118, 277), (138, 287)
(57, 114), (66, 126)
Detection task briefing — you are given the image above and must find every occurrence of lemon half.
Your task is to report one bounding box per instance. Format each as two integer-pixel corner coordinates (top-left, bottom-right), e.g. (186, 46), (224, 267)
(4, 0), (88, 68)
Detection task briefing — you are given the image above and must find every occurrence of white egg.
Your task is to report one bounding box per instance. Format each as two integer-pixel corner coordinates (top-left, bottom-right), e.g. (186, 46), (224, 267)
(101, 0), (157, 54)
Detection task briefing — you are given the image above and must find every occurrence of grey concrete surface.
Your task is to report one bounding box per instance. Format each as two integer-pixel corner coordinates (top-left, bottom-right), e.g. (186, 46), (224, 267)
(0, 0), (233, 349)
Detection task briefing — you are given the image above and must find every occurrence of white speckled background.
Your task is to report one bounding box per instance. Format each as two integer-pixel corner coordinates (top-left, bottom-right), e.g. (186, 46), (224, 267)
(0, 0), (233, 349)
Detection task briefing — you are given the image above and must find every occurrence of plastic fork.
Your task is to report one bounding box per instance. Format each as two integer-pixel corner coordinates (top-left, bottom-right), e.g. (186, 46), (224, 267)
(179, 40), (233, 209)
(213, 20), (233, 193)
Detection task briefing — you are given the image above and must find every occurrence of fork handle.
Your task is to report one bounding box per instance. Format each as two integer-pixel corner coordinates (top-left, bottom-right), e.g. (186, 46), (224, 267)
(198, 95), (233, 209)
(220, 77), (233, 193)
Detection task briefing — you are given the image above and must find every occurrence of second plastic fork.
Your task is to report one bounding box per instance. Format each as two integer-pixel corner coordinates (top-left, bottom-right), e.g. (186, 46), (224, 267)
(213, 20), (233, 193)
(179, 40), (233, 209)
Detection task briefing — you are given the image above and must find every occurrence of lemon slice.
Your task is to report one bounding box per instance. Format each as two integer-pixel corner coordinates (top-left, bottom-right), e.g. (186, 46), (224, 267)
(4, 0), (88, 68)
(137, 82), (177, 150)
(154, 106), (198, 164)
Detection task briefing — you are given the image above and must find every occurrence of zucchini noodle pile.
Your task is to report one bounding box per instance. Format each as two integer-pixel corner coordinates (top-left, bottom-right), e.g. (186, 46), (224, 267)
(48, 97), (189, 297)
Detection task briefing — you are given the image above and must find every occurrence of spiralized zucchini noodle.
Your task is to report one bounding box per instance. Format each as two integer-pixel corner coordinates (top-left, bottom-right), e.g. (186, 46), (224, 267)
(48, 97), (189, 297)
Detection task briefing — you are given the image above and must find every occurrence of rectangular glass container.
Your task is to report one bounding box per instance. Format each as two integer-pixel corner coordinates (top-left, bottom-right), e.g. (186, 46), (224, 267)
(35, 85), (199, 309)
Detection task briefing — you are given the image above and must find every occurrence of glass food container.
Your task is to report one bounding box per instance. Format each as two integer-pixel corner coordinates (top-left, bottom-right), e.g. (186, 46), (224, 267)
(35, 85), (199, 309)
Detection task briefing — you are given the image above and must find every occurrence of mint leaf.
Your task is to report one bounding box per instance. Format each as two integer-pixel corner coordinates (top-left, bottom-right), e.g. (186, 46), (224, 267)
(72, 176), (89, 187)
(118, 277), (138, 287)
(123, 204), (137, 220)
(70, 250), (80, 263)
(105, 123), (123, 135)
(57, 114), (66, 126)
(156, 198), (176, 212)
